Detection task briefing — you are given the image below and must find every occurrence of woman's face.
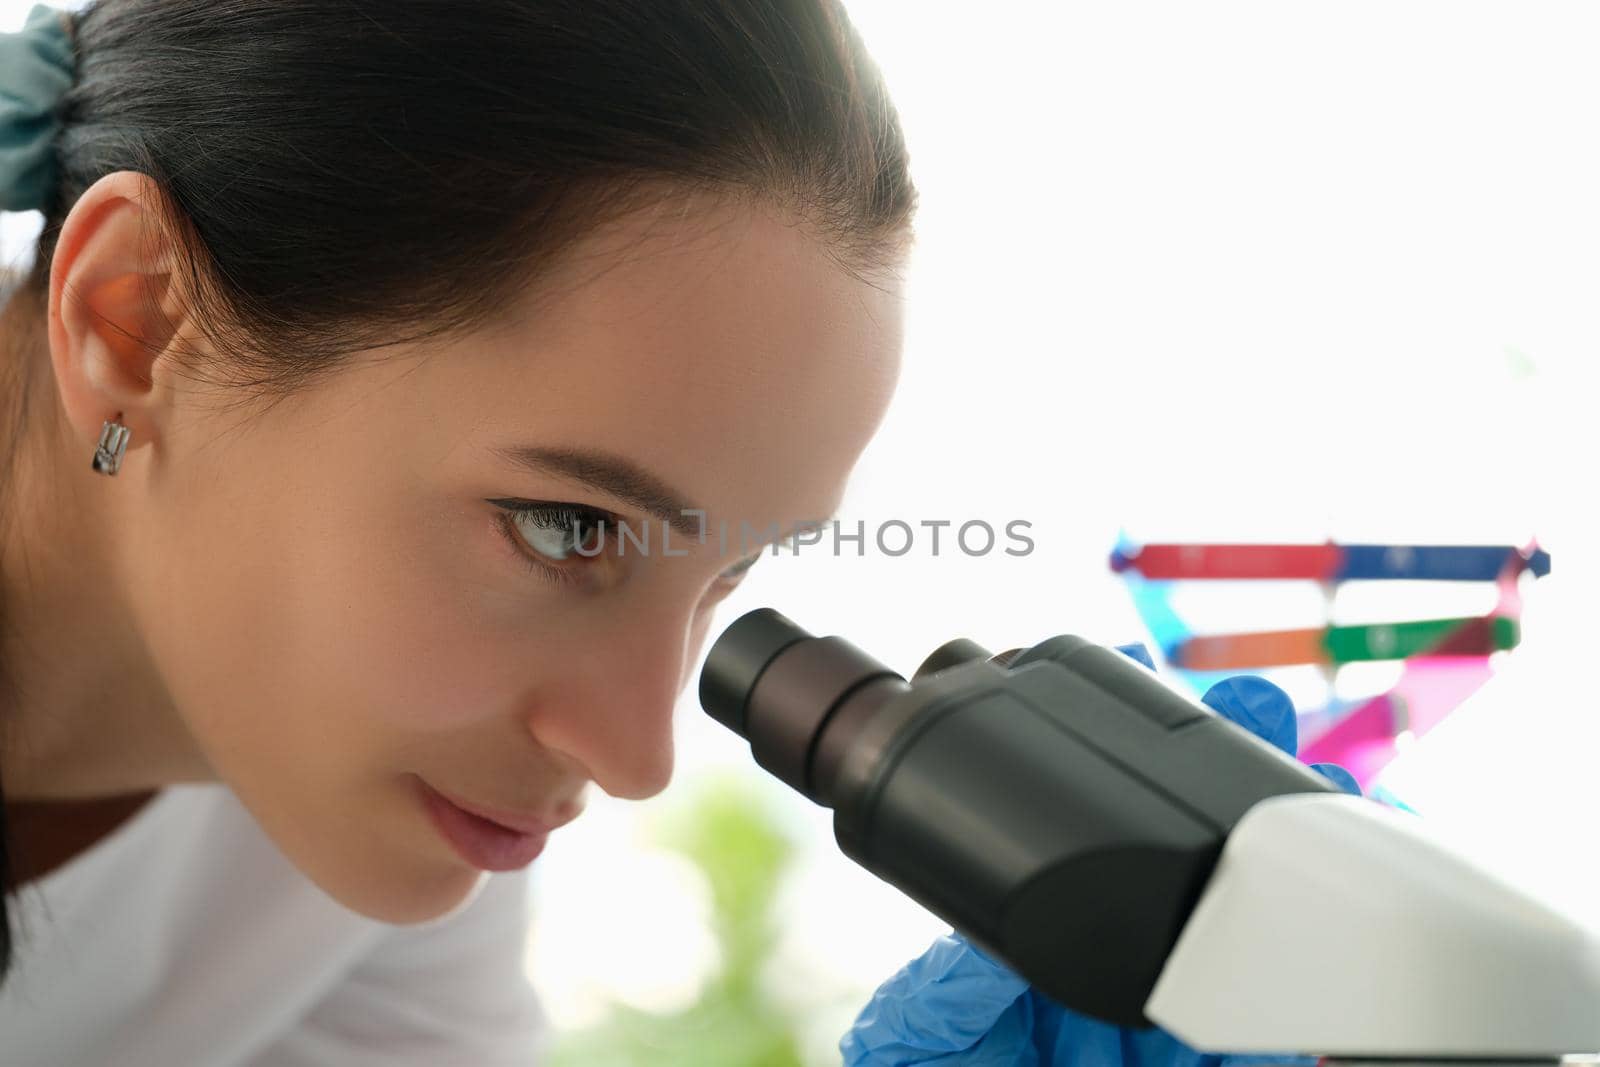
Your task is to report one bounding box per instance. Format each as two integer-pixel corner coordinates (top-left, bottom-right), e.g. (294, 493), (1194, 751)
(122, 194), (905, 922)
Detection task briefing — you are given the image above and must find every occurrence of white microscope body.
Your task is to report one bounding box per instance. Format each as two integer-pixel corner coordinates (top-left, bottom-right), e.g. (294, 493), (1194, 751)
(1147, 793), (1600, 1061)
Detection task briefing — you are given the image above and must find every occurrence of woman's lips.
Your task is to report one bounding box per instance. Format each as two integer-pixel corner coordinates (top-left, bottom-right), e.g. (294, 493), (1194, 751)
(430, 787), (566, 836)
(416, 779), (551, 872)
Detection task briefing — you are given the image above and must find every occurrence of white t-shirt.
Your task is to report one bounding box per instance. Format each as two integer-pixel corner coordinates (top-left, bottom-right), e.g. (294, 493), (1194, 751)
(0, 782), (553, 1066)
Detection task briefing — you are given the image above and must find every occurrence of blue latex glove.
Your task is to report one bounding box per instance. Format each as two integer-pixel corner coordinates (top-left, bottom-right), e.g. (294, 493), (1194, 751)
(841, 642), (1362, 1067)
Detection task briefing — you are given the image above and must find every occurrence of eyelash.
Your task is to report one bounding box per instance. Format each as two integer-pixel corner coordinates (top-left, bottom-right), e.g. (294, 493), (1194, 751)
(491, 500), (614, 588)
(489, 498), (765, 591)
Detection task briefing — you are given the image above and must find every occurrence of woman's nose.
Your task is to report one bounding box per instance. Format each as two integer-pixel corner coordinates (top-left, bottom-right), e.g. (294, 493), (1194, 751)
(530, 607), (705, 802)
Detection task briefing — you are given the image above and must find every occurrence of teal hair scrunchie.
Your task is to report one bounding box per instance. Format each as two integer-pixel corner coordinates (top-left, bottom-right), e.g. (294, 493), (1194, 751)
(0, 4), (75, 213)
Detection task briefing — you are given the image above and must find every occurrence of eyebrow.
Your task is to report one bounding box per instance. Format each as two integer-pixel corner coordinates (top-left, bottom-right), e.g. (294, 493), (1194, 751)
(491, 444), (709, 539)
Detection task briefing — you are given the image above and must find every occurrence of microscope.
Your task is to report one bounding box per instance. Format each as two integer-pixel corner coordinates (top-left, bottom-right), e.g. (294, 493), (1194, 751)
(698, 607), (1600, 1063)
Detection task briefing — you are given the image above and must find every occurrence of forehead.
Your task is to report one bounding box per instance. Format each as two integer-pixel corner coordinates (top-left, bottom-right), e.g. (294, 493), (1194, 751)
(405, 192), (904, 532)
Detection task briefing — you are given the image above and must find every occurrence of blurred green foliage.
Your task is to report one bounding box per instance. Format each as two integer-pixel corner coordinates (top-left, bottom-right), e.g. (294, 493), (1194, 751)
(1503, 344), (1539, 381)
(544, 772), (812, 1067)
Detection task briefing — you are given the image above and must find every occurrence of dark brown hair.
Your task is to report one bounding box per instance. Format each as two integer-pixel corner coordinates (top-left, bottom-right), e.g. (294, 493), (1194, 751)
(0, 0), (915, 986)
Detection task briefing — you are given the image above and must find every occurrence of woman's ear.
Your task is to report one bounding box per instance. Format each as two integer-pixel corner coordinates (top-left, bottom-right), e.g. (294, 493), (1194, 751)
(46, 170), (188, 466)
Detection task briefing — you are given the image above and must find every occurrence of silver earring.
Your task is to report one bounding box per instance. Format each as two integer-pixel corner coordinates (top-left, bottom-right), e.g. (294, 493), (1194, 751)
(91, 414), (131, 476)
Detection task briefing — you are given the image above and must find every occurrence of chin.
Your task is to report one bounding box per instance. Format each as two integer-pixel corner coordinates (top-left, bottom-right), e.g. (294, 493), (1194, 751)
(322, 858), (489, 926)
(234, 771), (492, 925)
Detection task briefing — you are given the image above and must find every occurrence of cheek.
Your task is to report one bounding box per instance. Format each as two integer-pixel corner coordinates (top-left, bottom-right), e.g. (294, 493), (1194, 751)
(338, 575), (538, 742)
(268, 501), (550, 755)
(125, 490), (502, 909)
(127, 537), (334, 807)
(130, 481), (515, 784)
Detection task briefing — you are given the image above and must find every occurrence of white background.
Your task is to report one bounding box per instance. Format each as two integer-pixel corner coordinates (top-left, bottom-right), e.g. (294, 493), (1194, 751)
(5, 2), (1596, 1062)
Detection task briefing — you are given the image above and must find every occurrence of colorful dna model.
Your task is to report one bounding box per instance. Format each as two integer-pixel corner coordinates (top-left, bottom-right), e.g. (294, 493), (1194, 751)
(1110, 536), (1552, 798)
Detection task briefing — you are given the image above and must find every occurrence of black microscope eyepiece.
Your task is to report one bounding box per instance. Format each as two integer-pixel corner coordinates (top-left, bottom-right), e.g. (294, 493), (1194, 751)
(700, 607), (919, 802)
(697, 607), (813, 737)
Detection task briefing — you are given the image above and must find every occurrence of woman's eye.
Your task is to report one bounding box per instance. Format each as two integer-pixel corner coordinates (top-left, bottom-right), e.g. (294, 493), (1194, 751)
(718, 552), (761, 584)
(488, 498), (764, 591)
(516, 505), (607, 561)
(490, 500), (614, 585)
